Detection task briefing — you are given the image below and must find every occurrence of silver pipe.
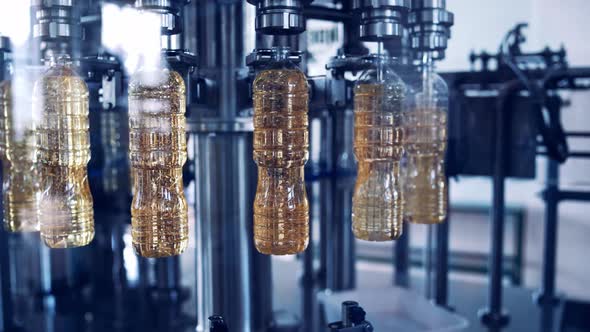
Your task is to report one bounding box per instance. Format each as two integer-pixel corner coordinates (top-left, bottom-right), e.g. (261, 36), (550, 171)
(424, 226), (435, 300)
(219, 2), (238, 120)
(327, 108), (356, 291)
(192, 132), (272, 332)
(191, 2), (272, 331)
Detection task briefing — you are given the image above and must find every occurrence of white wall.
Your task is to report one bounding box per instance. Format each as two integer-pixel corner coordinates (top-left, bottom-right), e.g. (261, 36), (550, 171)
(442, 0), (590, 69)
(441, 0), (533, 71)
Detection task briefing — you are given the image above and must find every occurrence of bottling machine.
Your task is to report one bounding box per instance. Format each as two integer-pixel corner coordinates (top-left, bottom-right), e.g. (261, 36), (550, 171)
(1, 1), (590, 332)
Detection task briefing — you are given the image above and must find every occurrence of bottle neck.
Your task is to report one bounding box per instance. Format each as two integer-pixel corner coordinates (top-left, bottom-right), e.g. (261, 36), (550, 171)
(416, 52), (438, 109)
(369, 54), (398, 65)
(419, 52), (436, 73)
(369, 55), (398, 83)
(272, 46), (291, 62)
(140, 56), (168, 72)
(47, 53), (71, 65)
(266, 47), (298, 70)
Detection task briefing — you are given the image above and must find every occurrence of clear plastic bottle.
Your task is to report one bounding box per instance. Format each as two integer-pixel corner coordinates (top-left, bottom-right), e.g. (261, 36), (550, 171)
(0, 80), (40, 232)
(352, 56), (406, 241)
(253, 47), (309, 255)
(402, 56), (448, 224)
(128, 65), (188, 258)
(33, 55), (95, 247)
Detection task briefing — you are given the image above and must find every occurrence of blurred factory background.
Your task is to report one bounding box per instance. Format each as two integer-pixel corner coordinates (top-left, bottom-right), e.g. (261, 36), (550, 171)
(440, 0), (590, 300)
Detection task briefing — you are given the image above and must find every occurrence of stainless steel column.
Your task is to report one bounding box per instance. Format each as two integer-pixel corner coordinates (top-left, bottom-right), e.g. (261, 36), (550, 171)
(327, 108), (356, 291)
(303, 109), (334, 332)
(190, 1), (271, 331)
(192, 132), (271, 332)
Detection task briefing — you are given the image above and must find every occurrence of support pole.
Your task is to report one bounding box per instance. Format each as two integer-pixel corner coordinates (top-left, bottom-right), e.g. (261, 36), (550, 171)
(394, 224), (410, 288)
(478, 82), (516, 328)
(434, 182), (450, 306)
(534, 159), (560, 308)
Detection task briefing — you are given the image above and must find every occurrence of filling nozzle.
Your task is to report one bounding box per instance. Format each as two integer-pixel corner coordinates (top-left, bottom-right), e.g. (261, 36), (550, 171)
(31, 0), (81, 62)
(407, 0), (454, 61)
(419, 51), (436, 108)
(246, 0), (313, 35)
(134, 0), (190, 51)
(245, 1), (310, 67)
(352, 0), (411, 42)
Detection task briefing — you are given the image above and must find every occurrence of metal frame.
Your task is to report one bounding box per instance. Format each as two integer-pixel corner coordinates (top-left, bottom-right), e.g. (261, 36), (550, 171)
(536, 131), (590, 307)
(440, 55), (590, 330)
(363, 204), (527, 283)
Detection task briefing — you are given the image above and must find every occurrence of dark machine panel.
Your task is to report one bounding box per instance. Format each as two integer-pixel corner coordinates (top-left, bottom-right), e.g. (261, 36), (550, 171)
(447, 93), (538, 179)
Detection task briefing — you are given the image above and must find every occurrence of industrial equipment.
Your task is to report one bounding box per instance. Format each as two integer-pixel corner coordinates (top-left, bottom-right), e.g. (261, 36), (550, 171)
(0, 1), (589, 332)
(327, 301), (373, 332)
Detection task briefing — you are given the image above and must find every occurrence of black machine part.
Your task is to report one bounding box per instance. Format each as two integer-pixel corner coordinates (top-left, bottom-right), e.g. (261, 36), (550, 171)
(500, 24), (569, 163)
(246, 0), (312, 35)
(538, 88), (569, 163)
(209, 315), (229, 332)
(328, 301), (374, 332)
(446, 23), (571, 179)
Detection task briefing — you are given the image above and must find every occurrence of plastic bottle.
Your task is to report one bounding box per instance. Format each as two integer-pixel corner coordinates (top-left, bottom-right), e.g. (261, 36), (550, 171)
(252, 47), (309, 255)
(402, 56), (448, 224)
(34, 55), (95, 247)
(0, 80), (40, 232)
(128, 65), (188, 258)
(352, 55), (406, 241)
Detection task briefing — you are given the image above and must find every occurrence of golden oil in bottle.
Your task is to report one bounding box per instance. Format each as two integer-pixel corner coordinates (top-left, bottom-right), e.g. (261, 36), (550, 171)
(0, 81), (40, 232)
(402, 59), (449, 225)
(403, 107), (447, 224)
(352, 60), (406, 241)
(252, 49), (309, 255)
(34, 56), (95, 248)
(128, 67), (188, 258)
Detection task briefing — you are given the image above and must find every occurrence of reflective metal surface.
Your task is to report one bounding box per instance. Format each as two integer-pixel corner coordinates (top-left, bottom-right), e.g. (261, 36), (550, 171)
(408, 0), (454, 60)
(352, 0), (411, 41)
(189, 1), (271, 331)
(327, 108), (356, 291)
(192, 132), (271, 332)
(246, 0), (311, 35)
(134, 0), (188, 51)
(31, 0), (80, 59)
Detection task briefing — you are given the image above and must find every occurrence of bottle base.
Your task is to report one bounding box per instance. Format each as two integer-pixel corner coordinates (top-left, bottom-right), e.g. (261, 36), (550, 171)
(253, 213), (309, 255)
(131, 214), (189, 258)
(41, 230), (95, 248)
(4, 219), (39, 233)
(352, 228), (401, 241)
(405, 214), (446, 225)
(255, 240), (308, 255)
(133, 240), (188, 258)
(4, 201), (40, 232)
